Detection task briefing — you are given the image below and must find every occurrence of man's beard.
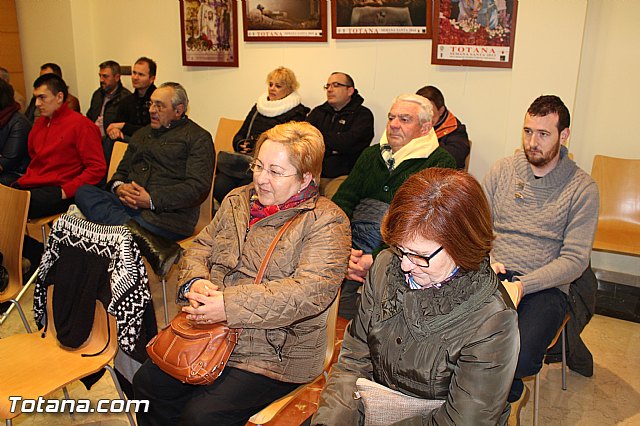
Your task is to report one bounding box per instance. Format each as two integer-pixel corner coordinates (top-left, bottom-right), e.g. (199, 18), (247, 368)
(525, 139), (561, 168)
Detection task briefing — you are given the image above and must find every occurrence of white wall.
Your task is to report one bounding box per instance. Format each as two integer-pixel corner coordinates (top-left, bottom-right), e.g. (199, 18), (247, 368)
(15, 0), (639, 275)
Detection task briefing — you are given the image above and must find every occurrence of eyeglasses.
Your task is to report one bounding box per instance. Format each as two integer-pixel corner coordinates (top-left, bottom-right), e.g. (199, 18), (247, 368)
(323, 82), (351, 90)
(145, 100), (166, 112)
(390, 245), (443, 268)
(249, 160), (298, 179)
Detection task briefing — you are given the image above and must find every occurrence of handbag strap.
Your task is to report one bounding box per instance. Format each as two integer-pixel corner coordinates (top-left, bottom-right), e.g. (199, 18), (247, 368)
(254, 211), (301, 284)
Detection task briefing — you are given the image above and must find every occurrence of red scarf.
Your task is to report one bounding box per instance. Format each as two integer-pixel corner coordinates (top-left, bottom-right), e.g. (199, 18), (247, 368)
(249, 182), (318, 227)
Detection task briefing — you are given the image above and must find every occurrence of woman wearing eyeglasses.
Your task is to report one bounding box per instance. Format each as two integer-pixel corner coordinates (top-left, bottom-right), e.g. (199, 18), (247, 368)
(134, 121), (351, 426)
(313, 167), (519, 426)
(214, 66), (310, 204)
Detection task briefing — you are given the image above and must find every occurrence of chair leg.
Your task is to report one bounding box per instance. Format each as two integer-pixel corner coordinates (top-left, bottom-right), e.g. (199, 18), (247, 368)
(161, 277), (169, 326)
(533, 374), (540, 426)
(105, 365), (136, 426)
(0, 267), (38, 327)
(41, 224), (48, 248)
(561, 326), (567, 391)
(6, 418), (12, 425)
(5, 300), (32, 333)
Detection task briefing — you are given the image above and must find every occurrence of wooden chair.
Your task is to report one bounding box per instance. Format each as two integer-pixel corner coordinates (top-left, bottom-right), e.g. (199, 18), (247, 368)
(249, 289), (341, 425)
(0, 287), (134, 425)
(214, 117), (243, 156)
(0, 184), (32, 332)
(504, 284), (569, 426)
(532, 313), (570, 426)
(590, 155), (640, 256)
(107, 141), (128, 181)
(464, 140), (472, 172)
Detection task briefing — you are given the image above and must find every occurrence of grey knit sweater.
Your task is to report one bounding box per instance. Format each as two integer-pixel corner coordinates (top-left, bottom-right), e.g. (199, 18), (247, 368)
(483, 146), (599, 295)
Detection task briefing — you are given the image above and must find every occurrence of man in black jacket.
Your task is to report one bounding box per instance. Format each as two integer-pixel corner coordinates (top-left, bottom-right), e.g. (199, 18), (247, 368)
(75, 82), (214, 241)
(86, 60), (131, 137)
(307, 72), (374, 187)
(106, 57), (157, 141)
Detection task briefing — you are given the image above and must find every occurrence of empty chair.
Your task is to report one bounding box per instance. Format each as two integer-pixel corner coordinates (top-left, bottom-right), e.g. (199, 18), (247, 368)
(591, 155), (640, 256)
(0, 287), (135, 425)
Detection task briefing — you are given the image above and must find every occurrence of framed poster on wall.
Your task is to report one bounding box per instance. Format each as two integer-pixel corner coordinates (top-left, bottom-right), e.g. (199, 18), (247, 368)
(431, 0), (518, 68)
(180, 0), (239, 67)
(242, 0), (327, 42)
(332, 0), (432, 39)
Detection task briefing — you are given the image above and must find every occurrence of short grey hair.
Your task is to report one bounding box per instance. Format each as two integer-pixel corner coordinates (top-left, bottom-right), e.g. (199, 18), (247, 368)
(393, 93), (433, 125)
(0, 67), (9, 83)
(159, 82), (189, 112)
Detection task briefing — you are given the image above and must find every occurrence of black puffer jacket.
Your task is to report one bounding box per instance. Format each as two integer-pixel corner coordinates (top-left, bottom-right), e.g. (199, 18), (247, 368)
(307, 92), (374, 178)
(313, 251), (519, 425)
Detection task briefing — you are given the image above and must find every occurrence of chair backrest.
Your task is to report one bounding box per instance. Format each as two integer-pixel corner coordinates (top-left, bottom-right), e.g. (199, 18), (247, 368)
(464, 140), (472, 172)
(44, 286), (117, 357)
(214, 117), (243, 156)
(591, 155), (640, 225)
(192, 136), (217, 236)
(108, 141), (128, 181)
(0, 184), (30, 301)
(323, 288), (341, 372)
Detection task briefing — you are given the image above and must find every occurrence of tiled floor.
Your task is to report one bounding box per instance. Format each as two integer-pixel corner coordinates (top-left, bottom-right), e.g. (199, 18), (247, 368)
(2, 266), (640, 425)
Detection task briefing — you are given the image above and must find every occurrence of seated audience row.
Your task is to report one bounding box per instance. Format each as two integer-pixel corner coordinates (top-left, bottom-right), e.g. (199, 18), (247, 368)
(2, 55), (597, 426)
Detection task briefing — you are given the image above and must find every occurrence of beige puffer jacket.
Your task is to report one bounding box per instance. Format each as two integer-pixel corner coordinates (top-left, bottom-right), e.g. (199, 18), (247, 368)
(177, 185), (351, 383)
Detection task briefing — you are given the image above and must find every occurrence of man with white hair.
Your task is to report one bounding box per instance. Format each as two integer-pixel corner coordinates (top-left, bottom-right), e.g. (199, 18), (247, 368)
(75, 82), (214, 242)
(332, 93), (456, 318)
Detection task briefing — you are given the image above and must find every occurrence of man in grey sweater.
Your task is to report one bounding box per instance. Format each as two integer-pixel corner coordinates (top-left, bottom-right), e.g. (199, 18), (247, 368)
(482, 95), (599, 420)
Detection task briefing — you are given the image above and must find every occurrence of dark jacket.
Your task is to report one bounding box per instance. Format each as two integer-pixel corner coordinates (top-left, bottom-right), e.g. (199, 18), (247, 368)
(313, 252), (519, 425)
(109, 117), (214, 236)
(307, 91), (374, 178)
(114, 84), (156, 137)
(434, 109), (470, 169)
(178, 186), (351, 383)
(0, 107), (31, 179)
(86, 82), (132, 132)
(232, 103), (309, 152)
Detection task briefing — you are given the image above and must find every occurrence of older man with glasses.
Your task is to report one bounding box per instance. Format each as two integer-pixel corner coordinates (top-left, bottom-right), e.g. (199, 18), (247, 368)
(75, 82), (214, 244)
(307, 72), (374, 195)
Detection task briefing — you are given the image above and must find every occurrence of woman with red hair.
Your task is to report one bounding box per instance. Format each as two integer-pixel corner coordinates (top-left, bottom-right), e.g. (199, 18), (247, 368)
(314, 167), (519, 425)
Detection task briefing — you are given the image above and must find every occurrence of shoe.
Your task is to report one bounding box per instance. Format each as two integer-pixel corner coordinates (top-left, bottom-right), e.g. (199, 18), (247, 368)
(124, 220), (182, 277)
(508, 385), (530, 426)
(66, 204), (87, 220)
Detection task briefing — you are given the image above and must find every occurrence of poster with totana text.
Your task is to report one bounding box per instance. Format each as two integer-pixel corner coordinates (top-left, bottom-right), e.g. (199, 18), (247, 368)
(432, 0), (518, 68)
(242, 0), (327, 42)
(332, 0), (431, 39)
(180, 0), (239, 67)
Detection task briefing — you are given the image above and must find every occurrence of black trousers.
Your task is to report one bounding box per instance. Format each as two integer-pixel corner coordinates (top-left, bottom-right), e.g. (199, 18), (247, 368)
(15, 185), (73, 218)
(133, 360), (298, 426)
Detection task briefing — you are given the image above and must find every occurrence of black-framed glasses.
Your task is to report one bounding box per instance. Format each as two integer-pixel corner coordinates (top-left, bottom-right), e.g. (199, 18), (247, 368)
(390, 245), (443, 268)
(323, 82), (351, 90)
(145, 100), (166, 111)
(248, 160), (298, 179)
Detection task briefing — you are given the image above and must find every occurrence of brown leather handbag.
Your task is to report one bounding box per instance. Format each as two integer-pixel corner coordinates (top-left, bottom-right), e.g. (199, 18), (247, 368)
(146, 213), (299, 385)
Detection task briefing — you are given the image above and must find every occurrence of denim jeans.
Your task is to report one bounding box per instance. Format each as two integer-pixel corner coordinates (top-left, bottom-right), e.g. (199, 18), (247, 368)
(75, 184), (188, 241)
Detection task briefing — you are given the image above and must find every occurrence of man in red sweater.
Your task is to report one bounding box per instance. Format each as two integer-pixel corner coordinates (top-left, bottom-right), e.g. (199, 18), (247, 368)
(15, 73), (105, 218)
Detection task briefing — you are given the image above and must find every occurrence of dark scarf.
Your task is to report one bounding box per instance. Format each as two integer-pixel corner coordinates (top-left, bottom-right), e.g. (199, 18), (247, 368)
(0, 102), (20, 128)
(249, 181), (318, 227)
